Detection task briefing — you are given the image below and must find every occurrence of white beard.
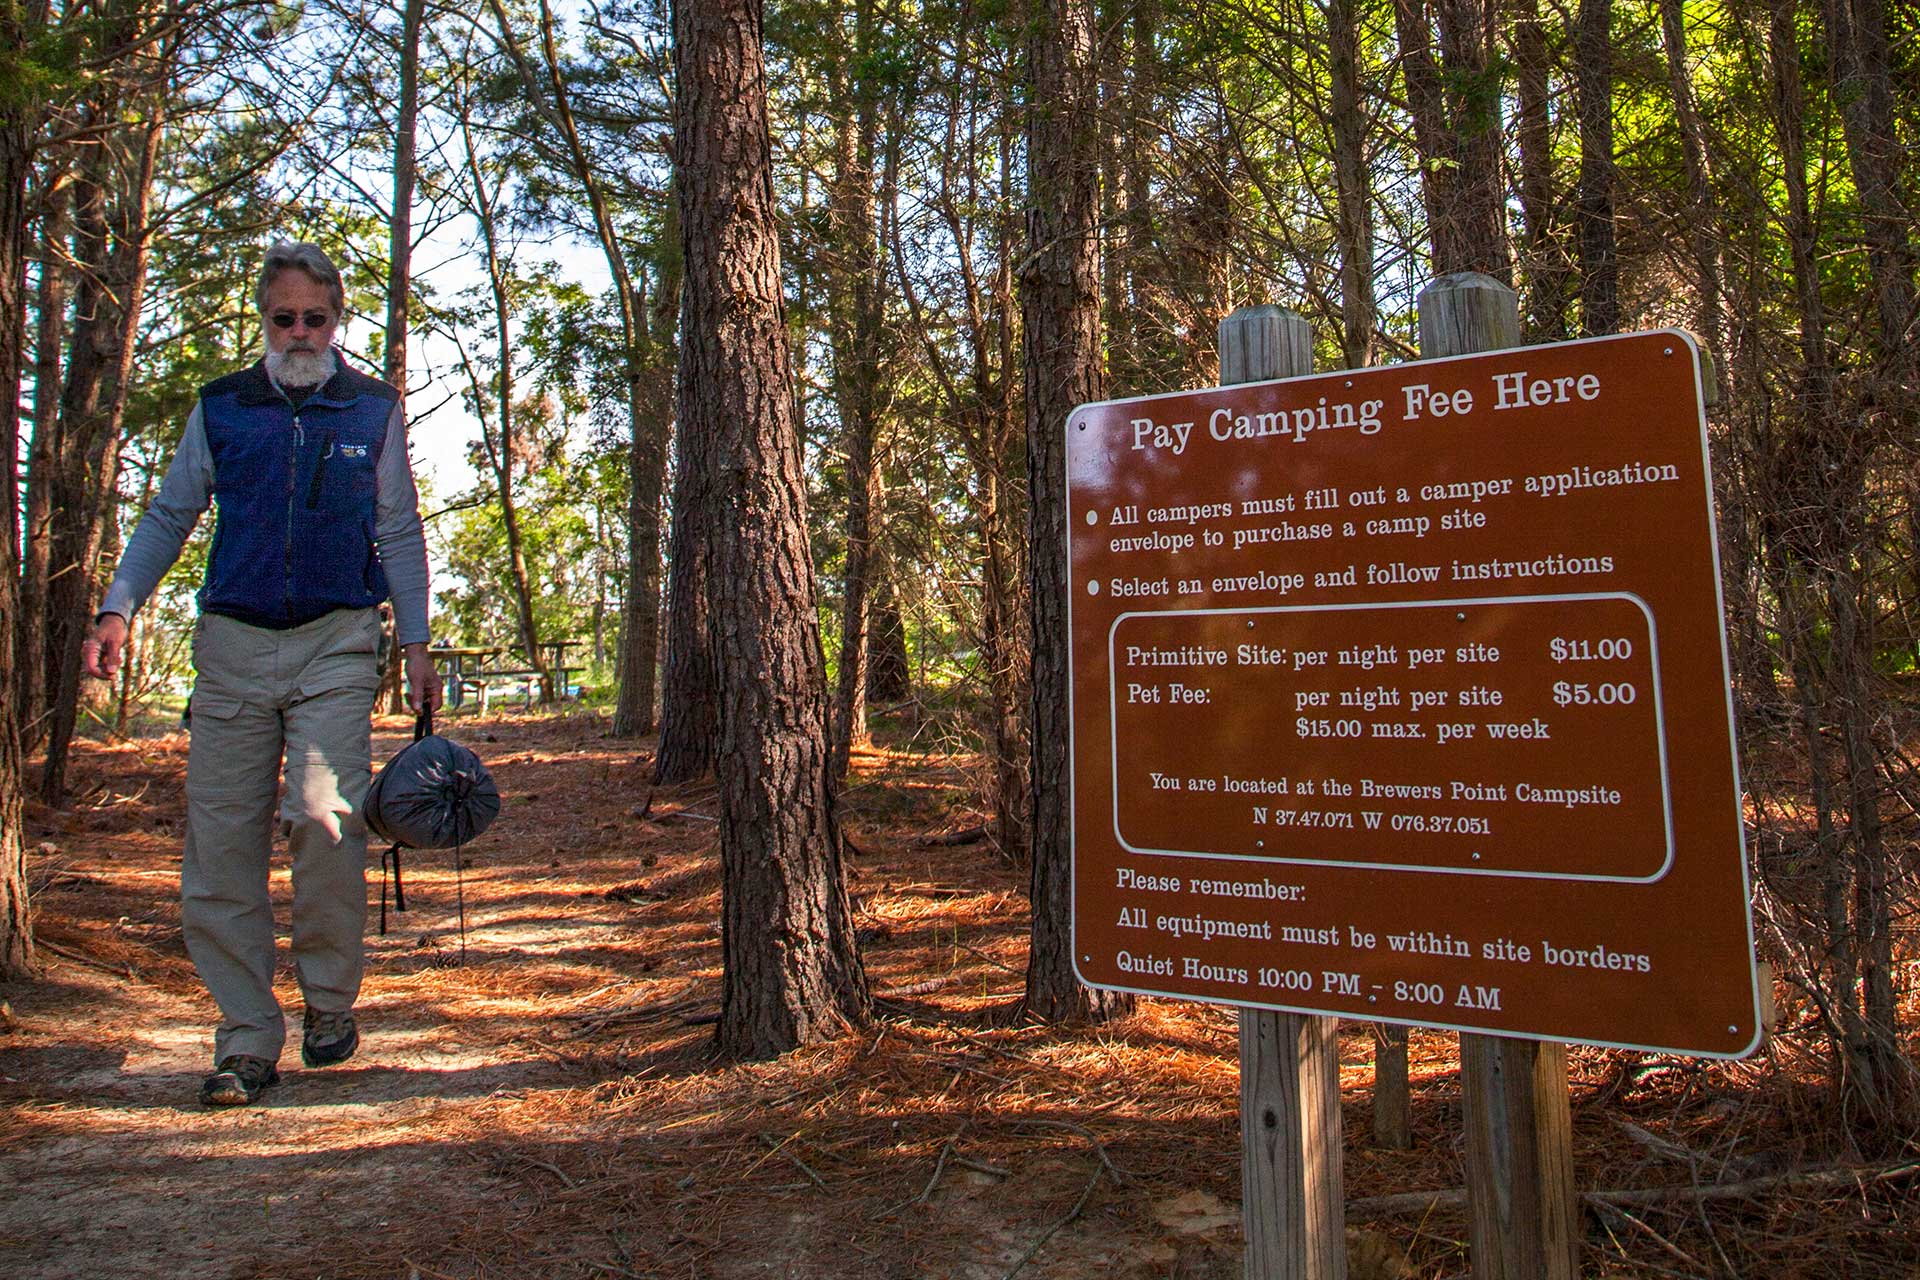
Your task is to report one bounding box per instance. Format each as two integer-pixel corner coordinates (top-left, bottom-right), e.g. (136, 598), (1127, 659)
(266, 347), (336, 388)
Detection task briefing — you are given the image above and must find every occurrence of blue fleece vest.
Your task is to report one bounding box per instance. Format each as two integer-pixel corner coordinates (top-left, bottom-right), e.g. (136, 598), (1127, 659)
(197, 361), (399, 630)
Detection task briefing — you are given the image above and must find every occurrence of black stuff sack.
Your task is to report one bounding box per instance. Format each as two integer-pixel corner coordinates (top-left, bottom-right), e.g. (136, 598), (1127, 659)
(365, 710), (501, 952)
(366, 710), (501, 850)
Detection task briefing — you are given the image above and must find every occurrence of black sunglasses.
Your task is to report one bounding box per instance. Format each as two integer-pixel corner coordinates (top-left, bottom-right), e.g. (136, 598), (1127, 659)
(269, 310), (334, 330)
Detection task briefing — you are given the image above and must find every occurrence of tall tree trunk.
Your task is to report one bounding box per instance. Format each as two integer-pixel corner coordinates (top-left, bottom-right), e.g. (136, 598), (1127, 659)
(384, 0), (425, 394)
(1813, 0), (1918, 371)
(1574, 0), (1618, 335)
(1510, 0), (1570, 339)
(487, 0), (671, 730)
(1438, 0), (1509, 281)
(1116, 0), (1156, 390)
(17, 158), (69, 751)
(865, 553), (911, 704)
(652, 381), (716, 775)
(41, 110), (163, 806)
(1097, 0), (1129, 393)
(460, 107), (549, 700)
(613, 289), (671, 738)
(382, 0), (426, 711)
(828, 0), (884, 781)
(831, 400), (874, 772)
(0, 0), (49, 977)
(1327, 0), (1376, 367)
(626, 207), (682, 741)
(1021, 0), (1130, 1023)
(672, 0), (870, 1057)
(986, 105), (1028, 863)
(1397, 0), (1512, 279)
(1764, 0), (1906, 1126)
(652, 178), (719, 778)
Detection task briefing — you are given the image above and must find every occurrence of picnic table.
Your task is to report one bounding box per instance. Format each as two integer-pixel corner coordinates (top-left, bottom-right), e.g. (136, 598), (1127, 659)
(431, 646), (501, 711)
(535, 640), (582, 700)
(434, 641), (584, 712)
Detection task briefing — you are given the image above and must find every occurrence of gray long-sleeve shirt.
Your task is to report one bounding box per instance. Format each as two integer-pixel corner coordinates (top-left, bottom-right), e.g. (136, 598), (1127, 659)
(99, 358), (433, 646)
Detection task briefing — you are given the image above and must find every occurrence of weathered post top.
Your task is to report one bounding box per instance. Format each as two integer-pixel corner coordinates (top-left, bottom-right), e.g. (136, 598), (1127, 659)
(1220, 304), (1314, 386)
(1418, 271), (1522, 359)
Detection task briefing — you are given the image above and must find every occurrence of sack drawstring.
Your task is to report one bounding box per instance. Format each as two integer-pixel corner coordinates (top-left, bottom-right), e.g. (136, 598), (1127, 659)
(379, 844), (407, 934)
(454, 838), (467, 963)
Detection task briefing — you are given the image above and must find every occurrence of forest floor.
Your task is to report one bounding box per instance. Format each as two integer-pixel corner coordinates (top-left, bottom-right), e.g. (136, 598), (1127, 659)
(2, 707), (1917, 1280)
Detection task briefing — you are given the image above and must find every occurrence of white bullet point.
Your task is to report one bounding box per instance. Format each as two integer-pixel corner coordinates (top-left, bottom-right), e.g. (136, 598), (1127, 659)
(1087, 580), (1101, 596)
(1084, 510), (1097, 526)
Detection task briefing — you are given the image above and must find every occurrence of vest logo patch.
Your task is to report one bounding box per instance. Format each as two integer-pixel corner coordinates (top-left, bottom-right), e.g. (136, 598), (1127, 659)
(340, 443), (370, 459)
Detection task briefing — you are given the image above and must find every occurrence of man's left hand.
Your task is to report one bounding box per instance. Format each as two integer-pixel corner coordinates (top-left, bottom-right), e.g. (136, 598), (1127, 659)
(403, 643), (443, 715)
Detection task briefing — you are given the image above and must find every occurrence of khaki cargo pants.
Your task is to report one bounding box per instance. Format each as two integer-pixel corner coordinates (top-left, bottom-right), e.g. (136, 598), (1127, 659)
(182, 608), (381, 1064)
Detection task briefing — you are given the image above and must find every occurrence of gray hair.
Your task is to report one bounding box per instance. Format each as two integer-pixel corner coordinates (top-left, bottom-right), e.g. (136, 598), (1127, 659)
(255, 240), (345, 315)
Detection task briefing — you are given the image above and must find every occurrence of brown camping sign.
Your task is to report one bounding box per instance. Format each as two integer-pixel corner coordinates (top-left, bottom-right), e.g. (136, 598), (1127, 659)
(1066, 330), (1761, 1056)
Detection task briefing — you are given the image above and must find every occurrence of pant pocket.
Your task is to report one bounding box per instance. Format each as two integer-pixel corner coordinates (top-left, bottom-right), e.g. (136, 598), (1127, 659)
(298, 611), (382, 700)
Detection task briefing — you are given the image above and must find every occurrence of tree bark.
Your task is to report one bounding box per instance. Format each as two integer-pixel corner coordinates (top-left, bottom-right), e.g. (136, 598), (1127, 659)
(617, 239), (679, 738)
(383, 0), (425, 395)
(865, 563), (910, 704)
(41, 104), (164, 807)
(1511, 0), (1570, 340)
(1396, 0), (1511, 280)
(672, 0), (870, 1056)
(985, 106), (1028, 863)
(827, 0), (883, 780)
(17, 155), (68, 751)
(1327, 0), (1376, 369)
(652, 232), (719, 780)
(650, 191), (716, 779)
(0, 0), (48, 977)
(652, 438), (715, 773)
(380, 0), (426, 712)
(1020, 0), (1129, 1023)
(1574, 0), (1618, 335)
(1813, 0), (1917, 370)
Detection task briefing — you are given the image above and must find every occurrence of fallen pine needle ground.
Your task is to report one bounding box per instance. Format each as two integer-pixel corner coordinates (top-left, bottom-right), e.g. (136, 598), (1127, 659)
(2, 711), (1915, 1278)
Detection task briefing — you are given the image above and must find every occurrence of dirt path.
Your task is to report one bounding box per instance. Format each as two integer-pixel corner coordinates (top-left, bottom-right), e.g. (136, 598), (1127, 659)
(1, 714), (641, 1278)
(1, 714), (1248, 1280)
(4, 712), (1914, 1278)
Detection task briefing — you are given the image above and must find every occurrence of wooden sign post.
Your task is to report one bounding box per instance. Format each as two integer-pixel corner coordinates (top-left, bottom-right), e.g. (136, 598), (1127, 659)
(1221, 305), (1347, 1280)
(1418, 272), (1578, 1280)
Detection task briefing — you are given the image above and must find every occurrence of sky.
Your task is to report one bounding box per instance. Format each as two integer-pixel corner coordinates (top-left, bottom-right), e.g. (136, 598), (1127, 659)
(367, 231), (616, 535)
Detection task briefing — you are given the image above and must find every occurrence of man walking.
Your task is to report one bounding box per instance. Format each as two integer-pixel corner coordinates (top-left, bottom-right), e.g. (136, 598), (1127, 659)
(83, 241), (442, 1106)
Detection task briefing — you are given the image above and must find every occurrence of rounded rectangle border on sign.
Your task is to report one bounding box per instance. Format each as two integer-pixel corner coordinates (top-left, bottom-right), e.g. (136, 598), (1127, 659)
(1104, 592), (1673, 883)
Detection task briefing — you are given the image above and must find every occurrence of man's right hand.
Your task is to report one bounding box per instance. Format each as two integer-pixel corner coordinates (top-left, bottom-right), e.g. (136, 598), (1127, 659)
(83, 614), (129, 680)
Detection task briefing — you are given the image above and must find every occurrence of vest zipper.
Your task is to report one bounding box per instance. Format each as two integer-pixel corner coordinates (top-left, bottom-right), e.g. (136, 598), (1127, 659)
(306, 430), (334, 508)
(286, 413), (301, 622)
